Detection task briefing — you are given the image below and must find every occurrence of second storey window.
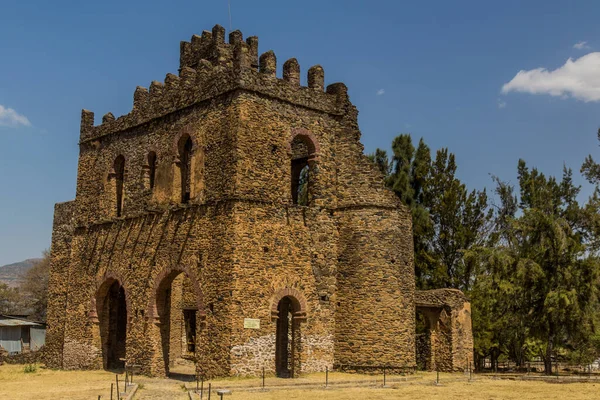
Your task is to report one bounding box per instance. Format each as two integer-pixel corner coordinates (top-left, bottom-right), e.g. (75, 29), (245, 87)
(147, 151), (157, 190)
(113, 155), (125, 216)
(178, 135), (193, 203)
(290, 133), (317, 206)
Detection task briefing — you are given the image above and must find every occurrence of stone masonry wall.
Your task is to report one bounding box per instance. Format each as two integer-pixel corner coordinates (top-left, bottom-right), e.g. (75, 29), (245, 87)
(45, 24), (428, 378)
(415, 289), (473, 372)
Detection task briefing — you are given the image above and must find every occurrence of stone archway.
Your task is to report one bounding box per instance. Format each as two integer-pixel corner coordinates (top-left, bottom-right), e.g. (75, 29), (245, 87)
(414, 289), (473, 372)
(271, 288), (307, 378)
(148, 267), (205, 377)
(93, 277), (129, 370)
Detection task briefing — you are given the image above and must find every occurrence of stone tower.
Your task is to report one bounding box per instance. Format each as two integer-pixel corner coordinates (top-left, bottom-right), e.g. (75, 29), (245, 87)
(44, 25), (468, 377)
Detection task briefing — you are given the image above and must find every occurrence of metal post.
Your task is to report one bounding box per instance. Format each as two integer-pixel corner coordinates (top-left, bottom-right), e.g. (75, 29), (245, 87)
(196, 374), (199, 393)
(131, 370), (134, 385)
(469, 362), (472, 380)
(110, 383), (113, 400)
(208, 383), (211, 400)
(383, 366), (386, 387)
(326, 366), (329, 388)
(262, 367), (265, 389)
(124, 372), (127, 393)
(200, 377), (204, 400)
(115, 375), (120, 400)
(436, 369), (439, 385)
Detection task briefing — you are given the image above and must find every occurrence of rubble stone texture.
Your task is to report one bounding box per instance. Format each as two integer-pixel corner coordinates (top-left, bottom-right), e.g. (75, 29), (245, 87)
(45, 25), (473, 377)
(415, 289), (474, 372)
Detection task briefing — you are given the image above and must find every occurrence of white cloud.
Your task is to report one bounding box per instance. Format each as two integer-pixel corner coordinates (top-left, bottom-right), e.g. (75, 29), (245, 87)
(497, 98), (507, 109)
(0, 105), (31, 127)
(376, 89), (385, 96)
(501, 52), (600, 102)
(574, 41), (590, 50)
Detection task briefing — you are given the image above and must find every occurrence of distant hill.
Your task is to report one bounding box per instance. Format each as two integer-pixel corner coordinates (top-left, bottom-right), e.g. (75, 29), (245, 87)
(0, 258), (42, 287)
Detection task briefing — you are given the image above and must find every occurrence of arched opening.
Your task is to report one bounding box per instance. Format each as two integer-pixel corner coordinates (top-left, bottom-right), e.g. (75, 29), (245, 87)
(155, 271), (200, 378)
(147, 151), (157, 190)
(275, 296), (300, 378)
(97, 279), (127, 370)
(415, 309), (432, 371)
(113, 155), (125, 217)
(178, 135), (193, 203)
(290, 135), (316, 206)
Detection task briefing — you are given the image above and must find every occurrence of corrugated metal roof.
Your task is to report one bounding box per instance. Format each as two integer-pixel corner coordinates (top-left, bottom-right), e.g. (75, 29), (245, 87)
(0, 318), (41, 327)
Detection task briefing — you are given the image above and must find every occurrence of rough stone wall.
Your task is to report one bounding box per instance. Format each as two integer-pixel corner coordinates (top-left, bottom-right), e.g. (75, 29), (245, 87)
(46, 24), (423, 378)
(45, 201), (75, 368)
(415, 333), (430, 370)
(415, 289), (473, 372)
(334, 207), (415, 371)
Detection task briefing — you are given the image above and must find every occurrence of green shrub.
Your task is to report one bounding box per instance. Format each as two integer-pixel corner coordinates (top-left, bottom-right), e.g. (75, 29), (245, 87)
(23, 364), (37, 373)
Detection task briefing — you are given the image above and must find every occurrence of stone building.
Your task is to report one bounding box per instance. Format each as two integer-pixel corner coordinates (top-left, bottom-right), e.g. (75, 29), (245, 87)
(45, 25), (473, 377)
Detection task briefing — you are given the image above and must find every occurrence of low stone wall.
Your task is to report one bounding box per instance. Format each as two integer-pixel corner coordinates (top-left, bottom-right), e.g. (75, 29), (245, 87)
(2, 348), (45, 365)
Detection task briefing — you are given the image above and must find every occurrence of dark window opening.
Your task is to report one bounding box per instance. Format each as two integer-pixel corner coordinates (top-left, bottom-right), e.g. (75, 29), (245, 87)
(113, 155), (125, 217)
(183, 309), (197, 353)
(291, 158), (309, 205)
(21, 326), (30, 345)
(148, 151), (157, 190)
(290, 134), (316, 206)
(179, 135), (193, 203)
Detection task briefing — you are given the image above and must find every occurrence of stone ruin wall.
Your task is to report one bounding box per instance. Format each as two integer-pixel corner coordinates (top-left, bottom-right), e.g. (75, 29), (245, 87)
(415, 289), (473, 372)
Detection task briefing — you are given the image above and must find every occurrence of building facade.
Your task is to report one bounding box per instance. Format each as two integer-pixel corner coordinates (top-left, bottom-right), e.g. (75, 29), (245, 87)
(45, 25), (472, 377)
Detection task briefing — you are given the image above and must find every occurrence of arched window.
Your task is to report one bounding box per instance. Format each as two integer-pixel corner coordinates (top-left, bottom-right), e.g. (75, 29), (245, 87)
(290, 134), (317, 206)
(178, 135), (193, 203)
(147, 151), (157, 190)
(113, 155), (125, 217)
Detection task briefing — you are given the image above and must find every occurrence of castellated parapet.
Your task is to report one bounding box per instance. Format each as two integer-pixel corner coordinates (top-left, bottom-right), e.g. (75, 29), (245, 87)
(46, 24), (472, 378)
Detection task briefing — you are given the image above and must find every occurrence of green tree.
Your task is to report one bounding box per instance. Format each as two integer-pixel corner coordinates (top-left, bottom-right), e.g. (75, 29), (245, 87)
(581, 128), (600, 186)
(19, 251), (51, 322)
(0, 282), (20, 315)
(469, 161), (600, 374)
(370, 134), (491, 290)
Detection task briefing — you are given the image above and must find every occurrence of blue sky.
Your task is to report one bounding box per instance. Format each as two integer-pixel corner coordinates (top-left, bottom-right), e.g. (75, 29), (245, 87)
(1, 0), (600, 265)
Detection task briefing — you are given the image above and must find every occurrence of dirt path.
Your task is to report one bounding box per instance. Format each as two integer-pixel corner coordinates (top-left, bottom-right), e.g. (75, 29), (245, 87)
(134, 377), (189, 400)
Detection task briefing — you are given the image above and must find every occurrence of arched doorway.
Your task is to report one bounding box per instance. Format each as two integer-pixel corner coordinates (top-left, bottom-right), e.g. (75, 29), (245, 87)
(97, 279), (128, 370)
(415, 309), (432, 371)
(275, 296), (300, 378)
(155, 270), (201, 378)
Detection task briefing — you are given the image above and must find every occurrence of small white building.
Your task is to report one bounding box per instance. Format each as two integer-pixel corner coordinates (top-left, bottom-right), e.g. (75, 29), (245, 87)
(0, 315), (45, 354)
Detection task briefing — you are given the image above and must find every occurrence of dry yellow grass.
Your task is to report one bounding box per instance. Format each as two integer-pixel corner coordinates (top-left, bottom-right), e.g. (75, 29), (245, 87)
(1, 365), (599, 400)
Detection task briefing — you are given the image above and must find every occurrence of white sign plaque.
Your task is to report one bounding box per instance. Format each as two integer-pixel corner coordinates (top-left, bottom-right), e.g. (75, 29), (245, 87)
(244, 318), (260, 329)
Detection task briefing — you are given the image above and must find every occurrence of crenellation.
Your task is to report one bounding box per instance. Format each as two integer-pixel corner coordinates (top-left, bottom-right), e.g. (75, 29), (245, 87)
(165, 73), (180, 90)
(246, 36), (259, 69)
(283, 58), (300, 86)
(326, 82), (348, 98)
(308, 65), (324, 91)
(212, 24), (226, 45)
(102, 112), (115, 124)
(228, 30), (243, 46)
(233, 41), (248, 71)
(259, 50), (277, 76)
(133, 86), (149, 111)
(80, 109), (94, 137)
(179, 67), (196, 88)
